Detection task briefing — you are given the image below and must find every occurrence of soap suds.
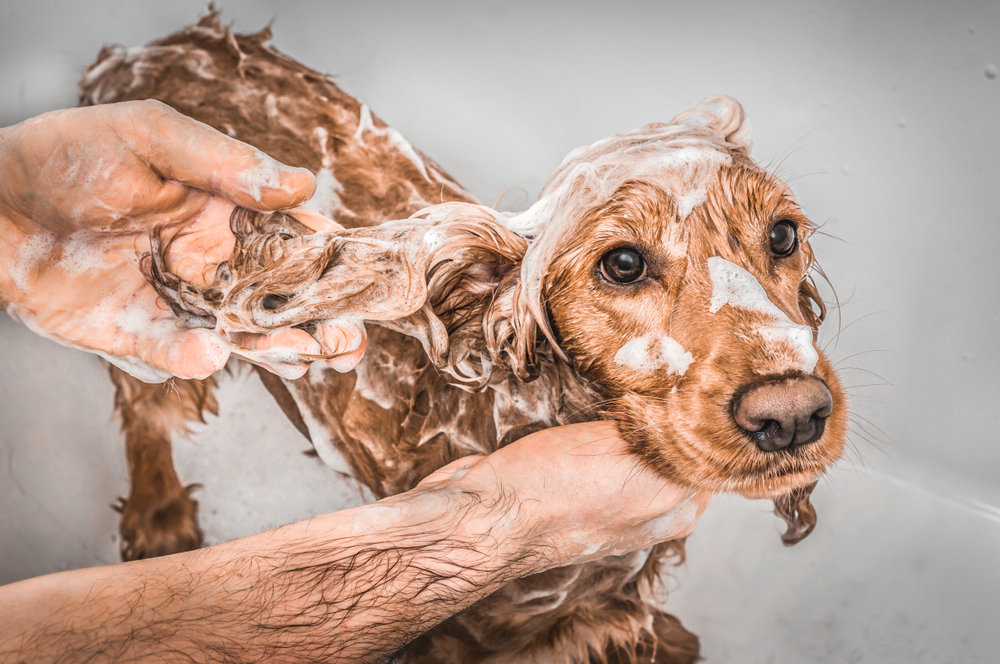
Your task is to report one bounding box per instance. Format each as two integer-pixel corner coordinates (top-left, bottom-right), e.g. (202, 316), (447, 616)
(675, 188), (707, 220)
(650, 146), (730, 173)
(282, 363), (354, 475)
(264, 93), (278, 118)
(422, 228), (444, 249)
(57, 235), (108, 277)
(707, 257), (818, 373)
(10, 233), (54, 291)
(306, 168), (342, 219)
(305, 127), (343, 218)
(355, 104), (430, 179)
(615, 335), (693, 376)
(351, 353), (396, 411)
(236, 148), (286, 202)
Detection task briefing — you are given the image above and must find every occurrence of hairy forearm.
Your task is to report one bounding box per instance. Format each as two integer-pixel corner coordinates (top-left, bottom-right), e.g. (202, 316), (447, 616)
(0, 483), (542, 663)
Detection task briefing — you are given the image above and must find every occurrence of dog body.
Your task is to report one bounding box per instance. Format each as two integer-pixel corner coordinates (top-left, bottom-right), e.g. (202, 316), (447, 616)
(81, 12), (845, 663)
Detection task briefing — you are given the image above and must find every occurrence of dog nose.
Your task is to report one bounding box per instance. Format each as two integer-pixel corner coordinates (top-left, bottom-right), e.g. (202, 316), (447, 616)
(733, 377), (833, 452)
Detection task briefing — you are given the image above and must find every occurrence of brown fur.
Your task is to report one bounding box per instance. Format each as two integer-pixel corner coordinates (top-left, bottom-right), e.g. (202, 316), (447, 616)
(79, 11), (847, 662)
(107, 369), (217, 559)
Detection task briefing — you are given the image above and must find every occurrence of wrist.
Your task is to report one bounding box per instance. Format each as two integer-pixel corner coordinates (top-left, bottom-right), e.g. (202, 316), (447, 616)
(190, 482), (547, 660)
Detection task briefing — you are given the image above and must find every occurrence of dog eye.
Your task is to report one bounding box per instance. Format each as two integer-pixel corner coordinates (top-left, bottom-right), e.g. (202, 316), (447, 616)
(599, 247), (646, 284)
(769, 220), (798, 256)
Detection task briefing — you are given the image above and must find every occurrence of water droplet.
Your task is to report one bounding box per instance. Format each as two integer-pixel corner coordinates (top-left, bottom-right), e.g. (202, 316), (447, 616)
(840, 164), (850, 175)
(897, 118), (907, 128)
(986, 64), (998, 80)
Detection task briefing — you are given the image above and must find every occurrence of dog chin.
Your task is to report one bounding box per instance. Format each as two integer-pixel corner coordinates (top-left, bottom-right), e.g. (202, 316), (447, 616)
(728, 468), (825, 500)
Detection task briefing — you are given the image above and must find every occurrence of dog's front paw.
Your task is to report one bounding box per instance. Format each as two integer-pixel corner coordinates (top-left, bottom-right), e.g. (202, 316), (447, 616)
(113, 484), (204, 561)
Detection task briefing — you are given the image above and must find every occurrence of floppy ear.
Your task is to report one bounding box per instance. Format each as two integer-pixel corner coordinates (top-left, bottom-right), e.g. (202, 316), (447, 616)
(773, 481), (818, 546)
(671, 94), (754, 157)
(412, 204), (545, 383)
(797, 238), (827, 333)
(144, 203), (542, 386)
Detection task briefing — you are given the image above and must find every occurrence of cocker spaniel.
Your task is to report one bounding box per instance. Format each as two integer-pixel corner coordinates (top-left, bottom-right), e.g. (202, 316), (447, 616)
(81, 12), (846, 663)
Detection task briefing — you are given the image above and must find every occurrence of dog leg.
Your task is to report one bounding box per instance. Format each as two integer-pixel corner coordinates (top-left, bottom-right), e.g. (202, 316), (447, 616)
(108, 366), (218, 560)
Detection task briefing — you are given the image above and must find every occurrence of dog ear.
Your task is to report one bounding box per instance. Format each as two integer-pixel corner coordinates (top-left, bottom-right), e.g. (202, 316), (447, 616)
(773, 481), (818, 546)
(795, 235), (827, 333)
(412, 203), (543, 384)
(670, 94), (753, 156)
(144, 203), (542, 385)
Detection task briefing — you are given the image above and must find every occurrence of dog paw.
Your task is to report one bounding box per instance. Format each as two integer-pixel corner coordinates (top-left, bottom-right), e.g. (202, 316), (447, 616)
(113, 484), (204, 561)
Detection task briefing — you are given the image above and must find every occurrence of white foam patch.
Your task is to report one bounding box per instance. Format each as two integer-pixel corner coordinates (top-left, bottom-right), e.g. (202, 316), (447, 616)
(422, 228), (444, 249)
(675, 188), (707, 219)
(306, 168), (342, 219)
(282, 363), (354, 476)
(264, 93), (278, 118)
(354, 103), (430, 179)
(651, 146), (731, 172)
(236, 149), (285, 202)
(615, 334), (693, 376)
(57, 236), (108, 276)
(304, 127), (343, 219)
(707, 257), (819, 373)
(351, 353), (396, 411)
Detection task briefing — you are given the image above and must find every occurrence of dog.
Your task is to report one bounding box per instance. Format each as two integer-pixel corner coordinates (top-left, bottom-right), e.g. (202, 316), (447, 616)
(80, 11), (847, 663)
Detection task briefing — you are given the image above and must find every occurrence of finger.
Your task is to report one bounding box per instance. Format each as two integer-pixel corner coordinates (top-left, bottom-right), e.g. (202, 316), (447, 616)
(114, 100), (316, 211)
(287, 205), (345, 233)
(139, 327), (233, 381)
(232, 328), (322, 380)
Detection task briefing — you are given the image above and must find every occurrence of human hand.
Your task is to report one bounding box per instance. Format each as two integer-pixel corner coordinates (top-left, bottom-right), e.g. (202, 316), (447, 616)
(419, 421), (713, 567)
(0, 100), (361, 381)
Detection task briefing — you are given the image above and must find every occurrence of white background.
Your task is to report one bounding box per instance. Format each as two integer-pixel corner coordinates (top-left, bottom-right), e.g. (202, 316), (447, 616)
(1, 1), (998, 662)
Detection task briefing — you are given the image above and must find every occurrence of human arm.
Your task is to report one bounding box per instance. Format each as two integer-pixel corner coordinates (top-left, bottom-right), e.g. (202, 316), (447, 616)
(0, 100), (361, 381)
(0, 422), (710, 663)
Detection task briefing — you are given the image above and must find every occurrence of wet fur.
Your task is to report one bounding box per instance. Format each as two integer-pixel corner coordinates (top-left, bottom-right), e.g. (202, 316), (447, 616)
(80, 11), (845, 662)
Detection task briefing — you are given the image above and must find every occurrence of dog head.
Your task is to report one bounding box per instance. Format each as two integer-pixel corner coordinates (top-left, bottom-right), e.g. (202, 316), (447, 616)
(502, 96), (846, 502)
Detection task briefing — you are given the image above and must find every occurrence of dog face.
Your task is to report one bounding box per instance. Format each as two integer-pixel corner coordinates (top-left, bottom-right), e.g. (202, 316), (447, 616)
(517, 97), (846, 498)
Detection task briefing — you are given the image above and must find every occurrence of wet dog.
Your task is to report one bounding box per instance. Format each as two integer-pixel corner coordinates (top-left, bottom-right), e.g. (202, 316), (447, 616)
(82, 12), (846, 663)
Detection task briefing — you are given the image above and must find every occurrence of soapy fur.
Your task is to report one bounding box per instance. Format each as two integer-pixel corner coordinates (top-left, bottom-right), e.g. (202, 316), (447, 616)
(81, 11), (846, 663)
